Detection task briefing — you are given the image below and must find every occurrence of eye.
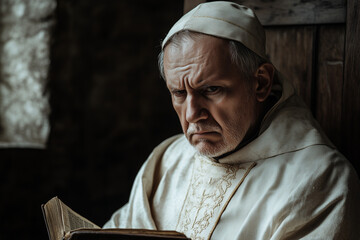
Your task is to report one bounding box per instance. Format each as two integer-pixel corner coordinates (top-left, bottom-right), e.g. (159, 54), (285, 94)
(204, 86), (221, 94)
(172, 89), (187, 98)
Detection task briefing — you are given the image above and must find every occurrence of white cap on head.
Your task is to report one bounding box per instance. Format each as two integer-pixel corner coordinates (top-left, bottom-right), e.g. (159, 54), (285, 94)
(162, 1), (267, 59)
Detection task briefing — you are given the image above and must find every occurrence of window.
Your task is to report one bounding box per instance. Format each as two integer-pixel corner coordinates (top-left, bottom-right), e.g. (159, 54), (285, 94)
(0, 0), (56, 148)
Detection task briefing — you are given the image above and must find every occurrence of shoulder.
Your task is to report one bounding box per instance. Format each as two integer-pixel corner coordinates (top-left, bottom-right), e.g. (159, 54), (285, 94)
(258, 144), (360, 217)
(298, 145), (360, 196)
(226, 145), (360, 238)
(262, 144), (358, 190)
(275, 146), (360, 237)
(289, 144), (356, 180)
(247, 144), (360, 215)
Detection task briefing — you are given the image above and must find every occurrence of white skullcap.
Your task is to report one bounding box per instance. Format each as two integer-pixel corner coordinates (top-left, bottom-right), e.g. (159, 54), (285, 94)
(162, 1), (266, 59)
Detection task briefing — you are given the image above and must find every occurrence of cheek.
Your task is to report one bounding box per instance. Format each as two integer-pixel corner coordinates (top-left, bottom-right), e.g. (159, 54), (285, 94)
(212, 98), (255, 129)
(211, 98), (239, 118)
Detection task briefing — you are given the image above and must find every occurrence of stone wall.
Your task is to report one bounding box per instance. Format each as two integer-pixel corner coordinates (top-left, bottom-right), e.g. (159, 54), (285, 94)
(0, 0), (183, 239)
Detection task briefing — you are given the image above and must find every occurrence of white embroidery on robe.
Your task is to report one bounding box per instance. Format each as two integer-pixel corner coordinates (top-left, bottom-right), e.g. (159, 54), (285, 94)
(176, 154), (252, 240)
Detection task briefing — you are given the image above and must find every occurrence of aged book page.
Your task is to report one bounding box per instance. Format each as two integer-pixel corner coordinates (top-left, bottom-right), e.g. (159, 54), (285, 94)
(60, 197), (100, 232)
(42, 197), (190, 240)
(42, 196), (100, 240)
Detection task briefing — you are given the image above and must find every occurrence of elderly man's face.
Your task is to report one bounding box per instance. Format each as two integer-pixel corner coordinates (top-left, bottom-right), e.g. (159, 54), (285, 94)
(164, 35), (260, 157)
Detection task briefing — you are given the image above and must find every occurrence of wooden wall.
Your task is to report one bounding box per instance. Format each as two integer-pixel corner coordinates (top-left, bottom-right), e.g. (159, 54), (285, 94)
(185, 0), (360, 174)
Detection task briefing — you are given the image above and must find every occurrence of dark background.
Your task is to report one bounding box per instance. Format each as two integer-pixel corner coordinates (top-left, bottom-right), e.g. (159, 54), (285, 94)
(0, 1), (183, 239)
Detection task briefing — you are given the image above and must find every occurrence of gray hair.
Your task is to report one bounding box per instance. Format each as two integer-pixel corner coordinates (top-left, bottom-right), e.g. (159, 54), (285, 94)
(158, 30), (268, 81)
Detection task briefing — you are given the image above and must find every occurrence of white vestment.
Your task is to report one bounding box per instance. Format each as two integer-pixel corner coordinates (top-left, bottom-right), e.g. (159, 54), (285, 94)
(104, 77), (360, 240)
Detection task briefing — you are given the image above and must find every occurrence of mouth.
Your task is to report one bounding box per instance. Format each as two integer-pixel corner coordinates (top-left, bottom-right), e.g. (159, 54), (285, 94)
(190, 131), (220, 142)
(192, 131), (216, 135)
(186, 122), (221, 142)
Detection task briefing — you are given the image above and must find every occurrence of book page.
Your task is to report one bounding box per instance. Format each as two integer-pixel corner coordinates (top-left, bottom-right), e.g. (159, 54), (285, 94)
(59, 198), (101, 233)
(43, 197), (189, 240)
(42, 197), (65, 240)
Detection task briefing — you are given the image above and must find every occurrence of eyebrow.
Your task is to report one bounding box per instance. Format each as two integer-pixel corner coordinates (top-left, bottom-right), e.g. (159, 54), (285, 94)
(169, 88), (183, 92)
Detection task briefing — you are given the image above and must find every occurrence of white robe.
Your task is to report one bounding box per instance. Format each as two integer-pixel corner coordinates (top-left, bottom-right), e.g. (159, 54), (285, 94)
(104, 77), (360, 240)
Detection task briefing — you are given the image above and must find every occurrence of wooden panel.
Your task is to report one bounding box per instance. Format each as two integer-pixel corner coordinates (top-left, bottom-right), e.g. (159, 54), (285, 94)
(315, 25), (345, 149)
(222, 0), (346, 26)
(342, 0), (360, 169)
(265, 26), (315, 109)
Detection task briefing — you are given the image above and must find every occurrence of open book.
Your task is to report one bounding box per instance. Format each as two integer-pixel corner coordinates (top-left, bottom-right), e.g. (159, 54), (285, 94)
(42, 196), (190, 240)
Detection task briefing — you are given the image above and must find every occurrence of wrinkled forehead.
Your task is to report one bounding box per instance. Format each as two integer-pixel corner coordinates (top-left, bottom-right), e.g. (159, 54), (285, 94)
(163, 35), (239, 87)
(163, 32), (233, 82)
(164, 33), (231, 68)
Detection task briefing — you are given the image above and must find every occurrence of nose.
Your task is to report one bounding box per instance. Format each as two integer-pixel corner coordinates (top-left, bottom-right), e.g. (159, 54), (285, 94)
(185, 94), (208, 123)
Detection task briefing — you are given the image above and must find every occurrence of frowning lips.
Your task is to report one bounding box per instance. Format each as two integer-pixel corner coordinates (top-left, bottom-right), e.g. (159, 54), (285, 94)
(187, 122), (221, 138)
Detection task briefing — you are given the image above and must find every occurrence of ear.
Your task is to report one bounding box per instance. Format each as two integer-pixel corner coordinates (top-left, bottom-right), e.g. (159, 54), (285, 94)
(254, 63), (275, 102)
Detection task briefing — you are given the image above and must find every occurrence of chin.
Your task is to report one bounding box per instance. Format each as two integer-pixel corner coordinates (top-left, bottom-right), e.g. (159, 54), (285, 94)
(193, 140), (233, 158)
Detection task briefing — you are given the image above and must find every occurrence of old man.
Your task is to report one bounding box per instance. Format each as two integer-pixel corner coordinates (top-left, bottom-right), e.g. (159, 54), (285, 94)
(104, 2), (360, 239)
